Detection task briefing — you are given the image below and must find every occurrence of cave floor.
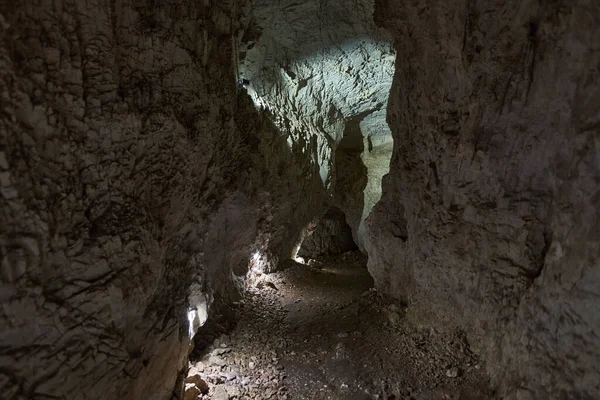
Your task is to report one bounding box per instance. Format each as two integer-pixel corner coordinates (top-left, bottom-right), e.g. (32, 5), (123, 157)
(186, 252), (494, 400)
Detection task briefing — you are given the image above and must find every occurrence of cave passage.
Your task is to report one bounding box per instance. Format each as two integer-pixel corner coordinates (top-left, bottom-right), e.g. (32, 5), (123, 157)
(2, 0), (598, 399)
(187, 251), (492, 400)
(296, 207), (358, 261)
(186, 211), (488, 398)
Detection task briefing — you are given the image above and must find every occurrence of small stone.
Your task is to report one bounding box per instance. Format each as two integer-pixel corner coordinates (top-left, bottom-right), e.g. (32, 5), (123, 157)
(446, 367), (459, 378)
(183, 383), (201, 400)
(248, 361), (256, 369)
(212, 386), (230, 400)
(225, 385), (242, 398)
(209, 355), (226, 366)
(192, 362), (205, 373)
(185, 375), (209, 394)
(222, 372), (237, 381)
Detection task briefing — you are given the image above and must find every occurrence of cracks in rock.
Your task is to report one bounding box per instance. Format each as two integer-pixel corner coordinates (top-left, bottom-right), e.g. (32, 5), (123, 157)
(499, 17), (541, 114)
(524, 19), (540, 105)
(531, 226), (553, 281)
(498, 71), (515, 115)
(461, 0), (475, 56)
(294, 75), (313, 94)
(390, 220), (408, 242)
(428, 161), (441, 188)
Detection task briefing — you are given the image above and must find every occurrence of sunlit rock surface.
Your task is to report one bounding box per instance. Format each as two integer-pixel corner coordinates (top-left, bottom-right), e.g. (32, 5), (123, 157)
(366, 1), (600, 399)
(238, 0), (395, 249)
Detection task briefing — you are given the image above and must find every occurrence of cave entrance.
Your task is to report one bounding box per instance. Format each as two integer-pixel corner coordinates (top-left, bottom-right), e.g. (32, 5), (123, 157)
(297, 206), (358, 260)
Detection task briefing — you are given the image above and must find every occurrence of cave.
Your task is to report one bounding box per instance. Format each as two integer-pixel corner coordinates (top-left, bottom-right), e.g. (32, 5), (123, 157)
(296, 207), (358, 260)
(1, 1), (599, 400)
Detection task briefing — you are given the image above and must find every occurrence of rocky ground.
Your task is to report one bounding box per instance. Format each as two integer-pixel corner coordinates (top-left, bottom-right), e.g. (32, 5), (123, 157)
(184, 252), (495, 400)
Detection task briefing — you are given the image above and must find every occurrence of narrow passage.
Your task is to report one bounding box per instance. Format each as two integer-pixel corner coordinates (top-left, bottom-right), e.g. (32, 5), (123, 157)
(186, 253), (492, 400)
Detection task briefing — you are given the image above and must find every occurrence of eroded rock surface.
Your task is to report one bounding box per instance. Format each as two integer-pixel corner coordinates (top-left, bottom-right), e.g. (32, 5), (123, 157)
(297, 207), (357, 259)
(366, 1), (600, 399)
(1, 0), (598, 399)
(238, 0), (395, 249)
(0, 1), (326, 398)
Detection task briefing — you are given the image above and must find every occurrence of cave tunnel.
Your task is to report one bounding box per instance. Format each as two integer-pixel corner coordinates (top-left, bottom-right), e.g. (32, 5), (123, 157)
(1, 0), (599, 399)
(296, 206), (359, 261)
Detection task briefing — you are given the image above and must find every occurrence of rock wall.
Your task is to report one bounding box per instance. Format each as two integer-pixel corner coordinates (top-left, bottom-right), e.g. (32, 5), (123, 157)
(366, 0), (600, 399)
(0, 1), (325, 398)
(298, 207), (357, 259)
(238, 0), (396, 250)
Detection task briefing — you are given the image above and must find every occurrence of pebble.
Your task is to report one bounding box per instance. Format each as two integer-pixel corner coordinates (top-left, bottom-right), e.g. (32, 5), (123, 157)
(209, 355), (226, 366)
(212, 386), (230, 400)
(225, 385), (242, 398)
(213, 348), (232, 355)
(446, 367), (459, 378)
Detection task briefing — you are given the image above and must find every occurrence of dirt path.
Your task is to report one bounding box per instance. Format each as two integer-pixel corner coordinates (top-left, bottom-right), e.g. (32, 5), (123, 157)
(185, 252), (494, 400)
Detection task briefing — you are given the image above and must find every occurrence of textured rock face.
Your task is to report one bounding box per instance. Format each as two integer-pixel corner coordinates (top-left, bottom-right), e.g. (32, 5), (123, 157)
(3, 0), (598, 398)
(298, 207), (357, 259)
(0, 1), (325, 398)
(238, 0), (395, 249)
(367, 0), (600, 398)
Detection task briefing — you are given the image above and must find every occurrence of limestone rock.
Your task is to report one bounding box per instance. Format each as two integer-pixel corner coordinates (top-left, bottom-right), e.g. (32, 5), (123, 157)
(2, 1), (598, 400)
(212, 386), (230, 400)
(366, 1), (600, 399)
(0, 1), (327, 398)
(238, 0), (396, 248)
(185, 375), (209, 394)
(298, 207), (357, 258)
(446, 367), (459, 379)
(183, 384), (202, 400)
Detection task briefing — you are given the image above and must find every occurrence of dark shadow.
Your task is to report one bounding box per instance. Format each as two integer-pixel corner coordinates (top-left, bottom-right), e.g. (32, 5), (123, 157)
(298, 206), (358, 259)
(332, 116), (368, 242)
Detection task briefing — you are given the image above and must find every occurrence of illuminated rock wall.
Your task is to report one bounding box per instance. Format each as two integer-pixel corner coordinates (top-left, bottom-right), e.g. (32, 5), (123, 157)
(238, 0), (395, 249)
